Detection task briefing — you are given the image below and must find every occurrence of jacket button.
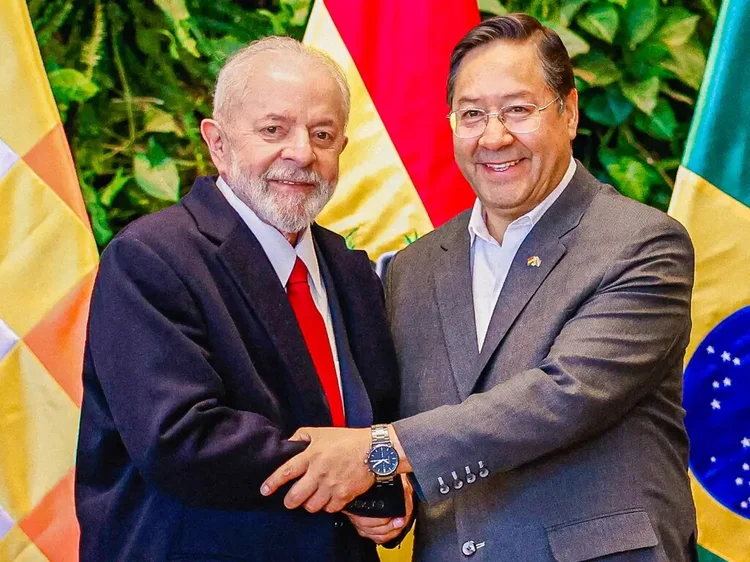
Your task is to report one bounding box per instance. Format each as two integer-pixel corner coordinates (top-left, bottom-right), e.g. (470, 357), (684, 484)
(438, 476), (450, 495)
(452, 471), (464, 490)
(461, 540), (477, 556)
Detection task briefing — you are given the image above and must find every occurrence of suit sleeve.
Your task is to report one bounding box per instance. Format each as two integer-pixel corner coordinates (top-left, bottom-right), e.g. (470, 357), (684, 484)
(392, 220), (694, 505)
(86, 236), (305, 509)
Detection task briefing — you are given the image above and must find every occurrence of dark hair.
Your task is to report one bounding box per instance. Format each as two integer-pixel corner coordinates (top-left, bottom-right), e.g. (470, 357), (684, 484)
(447, 13), (575, 107)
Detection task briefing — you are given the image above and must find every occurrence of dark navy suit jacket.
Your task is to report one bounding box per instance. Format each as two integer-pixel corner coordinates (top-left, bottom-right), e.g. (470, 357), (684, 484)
(75, 177), (400, 562)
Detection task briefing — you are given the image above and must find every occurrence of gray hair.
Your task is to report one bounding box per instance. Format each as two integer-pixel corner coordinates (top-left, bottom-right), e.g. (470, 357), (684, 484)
(447, 14), (575, 109)
(213, 36), (351, 126)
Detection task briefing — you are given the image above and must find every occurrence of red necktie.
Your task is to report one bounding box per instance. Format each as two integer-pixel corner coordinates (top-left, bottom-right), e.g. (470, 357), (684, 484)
(286, 257), (345, 426)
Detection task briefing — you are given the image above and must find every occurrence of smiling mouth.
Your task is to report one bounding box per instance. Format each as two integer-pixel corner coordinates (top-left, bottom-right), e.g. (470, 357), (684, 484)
(268, 179), (314, 187)
(481, 159), (522, 172)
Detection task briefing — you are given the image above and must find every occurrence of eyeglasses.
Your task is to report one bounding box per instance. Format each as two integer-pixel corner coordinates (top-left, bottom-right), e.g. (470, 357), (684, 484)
(447, 97), (561, 138)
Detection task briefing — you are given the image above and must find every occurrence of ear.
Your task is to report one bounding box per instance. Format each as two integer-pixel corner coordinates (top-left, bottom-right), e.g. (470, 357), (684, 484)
(564, 89), (579, 141)
(340, 135), (349, 153)
(201, 119), (231, 177)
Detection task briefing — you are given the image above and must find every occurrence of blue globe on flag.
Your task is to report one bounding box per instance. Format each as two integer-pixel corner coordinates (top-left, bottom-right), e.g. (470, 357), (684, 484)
(684, 306), (750, 518)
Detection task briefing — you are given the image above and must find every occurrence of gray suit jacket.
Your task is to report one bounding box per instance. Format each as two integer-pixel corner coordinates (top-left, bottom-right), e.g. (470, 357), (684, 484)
(388, 164), (697, 562)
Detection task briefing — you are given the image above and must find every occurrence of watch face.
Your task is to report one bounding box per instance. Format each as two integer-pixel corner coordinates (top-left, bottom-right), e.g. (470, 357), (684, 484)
(368, 444), (399, 476)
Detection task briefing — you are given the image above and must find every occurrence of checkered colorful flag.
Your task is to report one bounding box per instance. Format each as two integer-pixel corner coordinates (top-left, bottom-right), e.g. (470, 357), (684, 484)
(0, 2), (99, 560)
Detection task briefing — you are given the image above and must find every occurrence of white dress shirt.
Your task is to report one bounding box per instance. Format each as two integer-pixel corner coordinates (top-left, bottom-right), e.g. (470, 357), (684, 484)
(215, 177), (344, 406)
(470, 157), (577, 350)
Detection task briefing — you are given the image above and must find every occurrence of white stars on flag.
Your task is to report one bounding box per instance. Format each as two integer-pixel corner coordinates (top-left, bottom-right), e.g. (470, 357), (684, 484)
(707, 346), (715, 354)
(711, 399), (721, 410)
(743, 501), (749, 509)
(711, 457), (717, 463)
(744, 463), (749, 471)
(721, 351), (732, 362)
(742, 437), (750, 448)
(724, 377), (732, 387)
(736, 477), (744, 486)
(733, 357), (741, 366)
(713, 381), (720, 389)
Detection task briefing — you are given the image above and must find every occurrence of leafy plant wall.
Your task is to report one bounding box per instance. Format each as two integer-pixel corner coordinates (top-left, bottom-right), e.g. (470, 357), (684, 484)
(30, 0), (719, 249)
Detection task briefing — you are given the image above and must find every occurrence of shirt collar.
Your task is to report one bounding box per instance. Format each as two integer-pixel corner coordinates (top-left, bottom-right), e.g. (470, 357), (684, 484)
(215, 176), (324, 295)
(468, 156), (577, 245)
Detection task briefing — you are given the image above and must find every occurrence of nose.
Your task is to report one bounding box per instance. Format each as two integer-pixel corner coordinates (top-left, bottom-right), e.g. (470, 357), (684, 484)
(281, 127), (316, 168)
(478, 116), (514, 151)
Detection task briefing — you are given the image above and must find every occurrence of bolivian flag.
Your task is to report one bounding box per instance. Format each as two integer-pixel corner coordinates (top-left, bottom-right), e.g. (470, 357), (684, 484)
(305, 0), (479, 261)
(304, 2), (479, 559)
(669, 1), (750, 561)
(0, 2), (98, 561)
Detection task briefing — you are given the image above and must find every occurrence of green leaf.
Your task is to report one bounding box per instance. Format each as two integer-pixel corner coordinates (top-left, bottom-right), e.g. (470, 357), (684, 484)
(574, 51), (621, 87)
(634, 99), (677, 140)
(99, 169), (132, 207)
(621, 77), (660, 115)
(134, 148), (180, 202)
(577, 3), (620, 44)
(626, 39), (672, 81)
(655, 8), (700, 47)
(584, 89), (633, 126)
(561, 0), (590, 26)
(660, 38), (706, 90)
(154, 0), (200, 57)
(404, 230), (420, 245)
(280, 0), (311, 27)
(549, 24), (590, 58)
(344, 227), (359, 250)
(80, 180), (113, 246)
(623, 0), (658, 49)
(258, 9), (286, 35)
(599, 150), (652, 201)
(144, 106), (183, 135)
(48, 69), (99, 106)
(478, 0), (507, 15)
(145, 137), (170, 167)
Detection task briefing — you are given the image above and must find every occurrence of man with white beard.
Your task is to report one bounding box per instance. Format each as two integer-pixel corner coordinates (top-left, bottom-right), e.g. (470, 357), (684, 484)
(75, 37), (410, 562)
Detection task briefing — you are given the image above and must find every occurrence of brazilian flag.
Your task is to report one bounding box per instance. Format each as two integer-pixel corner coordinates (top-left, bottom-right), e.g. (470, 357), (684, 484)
(669, 1), (750, 560)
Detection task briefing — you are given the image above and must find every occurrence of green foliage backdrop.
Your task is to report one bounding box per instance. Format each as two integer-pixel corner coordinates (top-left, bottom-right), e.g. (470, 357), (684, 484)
(30, 0), (720, 249)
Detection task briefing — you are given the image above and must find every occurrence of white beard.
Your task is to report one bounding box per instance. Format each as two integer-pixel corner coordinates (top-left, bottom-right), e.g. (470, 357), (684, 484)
(227, 154), (336, 234)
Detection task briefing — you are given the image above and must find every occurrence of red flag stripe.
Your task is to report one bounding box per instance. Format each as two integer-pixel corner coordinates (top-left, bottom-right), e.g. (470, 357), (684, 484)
(324, 0), (479, 227)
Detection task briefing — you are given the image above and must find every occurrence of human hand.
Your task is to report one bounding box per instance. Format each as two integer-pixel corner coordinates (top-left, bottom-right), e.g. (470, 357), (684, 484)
(260, 427), (374, 513)
(344, 475), (414, 544)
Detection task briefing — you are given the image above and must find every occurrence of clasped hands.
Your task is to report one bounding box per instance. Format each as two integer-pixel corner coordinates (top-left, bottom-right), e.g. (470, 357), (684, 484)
(261, 427), (414, 544)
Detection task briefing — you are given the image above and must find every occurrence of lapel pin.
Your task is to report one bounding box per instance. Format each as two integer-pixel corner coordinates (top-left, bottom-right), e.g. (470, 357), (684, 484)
(527, 255), (542, 268)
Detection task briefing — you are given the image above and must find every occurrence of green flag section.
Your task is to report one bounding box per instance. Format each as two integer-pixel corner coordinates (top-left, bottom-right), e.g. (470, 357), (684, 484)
(669, 1), (750, 561)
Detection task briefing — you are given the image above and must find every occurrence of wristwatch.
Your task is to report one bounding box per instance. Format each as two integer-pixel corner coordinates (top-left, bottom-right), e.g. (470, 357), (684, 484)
(365, 424), (400, 483)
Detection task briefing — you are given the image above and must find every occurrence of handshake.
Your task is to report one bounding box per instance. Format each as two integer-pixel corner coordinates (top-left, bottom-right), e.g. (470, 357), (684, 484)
(261, 426), (415, 544)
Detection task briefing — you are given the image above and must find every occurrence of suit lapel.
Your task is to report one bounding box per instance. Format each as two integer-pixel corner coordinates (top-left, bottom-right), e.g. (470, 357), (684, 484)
(433, 213), (481, 400)
(317, 246), (373, 428)
(182, 178), (332, 426)
(467, 163), (602, 397)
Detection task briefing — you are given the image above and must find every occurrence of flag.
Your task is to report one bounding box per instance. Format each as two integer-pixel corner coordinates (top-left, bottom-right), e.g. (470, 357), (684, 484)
(304, 0), (479, 263)
(0, 2), (99, 560)
(303, 2), (479, 559)
(668, 1), (750, 560)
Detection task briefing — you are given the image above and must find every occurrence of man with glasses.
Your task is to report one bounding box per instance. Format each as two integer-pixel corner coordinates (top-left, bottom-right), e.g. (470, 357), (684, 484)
(262, 14), (697, 561)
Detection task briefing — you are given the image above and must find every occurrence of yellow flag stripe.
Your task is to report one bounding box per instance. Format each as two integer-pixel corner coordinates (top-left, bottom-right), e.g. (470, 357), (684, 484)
(304, 0), (434, 259)
(669, 166), (750, 363)
(691, 472), (750, 562)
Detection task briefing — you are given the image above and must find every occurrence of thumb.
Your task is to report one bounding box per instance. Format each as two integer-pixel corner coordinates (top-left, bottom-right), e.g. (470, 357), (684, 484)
(290, 428), (313, 442)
